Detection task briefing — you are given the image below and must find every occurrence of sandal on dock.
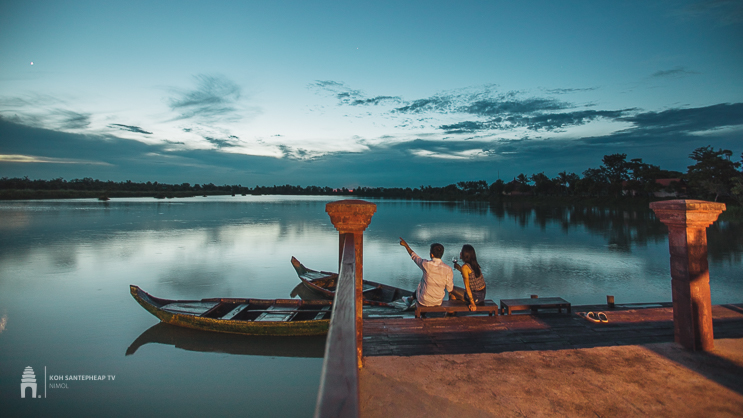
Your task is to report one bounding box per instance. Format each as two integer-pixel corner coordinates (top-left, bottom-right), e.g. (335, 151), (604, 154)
(597, 312), (609, 323)
(577, 312), (601, 323)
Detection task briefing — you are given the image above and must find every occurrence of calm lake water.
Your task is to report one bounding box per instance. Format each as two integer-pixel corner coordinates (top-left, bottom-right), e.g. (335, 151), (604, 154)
(1, 196), (741, 416)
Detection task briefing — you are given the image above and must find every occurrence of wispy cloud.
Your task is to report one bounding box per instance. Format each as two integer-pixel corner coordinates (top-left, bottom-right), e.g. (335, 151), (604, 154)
(620, 102), (743, 135)
(679, 0), (743, 25)
(168, 74), (243, 122)
(651, 66), (700, 78)
(0, 154), (111, 165)
(440, 109), (633, 134)
(543, 87), (599, 95)
(308, 82), (738, 139)
(108, 124), (152, 135)
(0, 94), (91, 130)
(55, 110), (91, 129)
(203, 135), (241, 149)
(461, 96), (569, 117)
(309, 80), (402, 106)
(393, 95), (457, 114)
(2, 105), (741, 187)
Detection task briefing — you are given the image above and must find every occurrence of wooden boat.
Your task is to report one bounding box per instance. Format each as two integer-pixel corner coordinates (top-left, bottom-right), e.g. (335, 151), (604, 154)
(290, 257), (414, 307)
(126, 323), (326, 357)
(130, 285), (332, 336)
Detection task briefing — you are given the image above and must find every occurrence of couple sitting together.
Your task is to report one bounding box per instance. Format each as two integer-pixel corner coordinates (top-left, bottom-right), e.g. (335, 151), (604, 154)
(399, 238), (487, 312)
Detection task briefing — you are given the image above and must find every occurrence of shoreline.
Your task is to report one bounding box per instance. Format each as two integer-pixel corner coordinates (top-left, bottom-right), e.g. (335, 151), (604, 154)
(3, 190), (740, 220)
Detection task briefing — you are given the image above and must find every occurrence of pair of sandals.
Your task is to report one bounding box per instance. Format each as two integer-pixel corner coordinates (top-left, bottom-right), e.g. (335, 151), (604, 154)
(578, 311), (608, 323)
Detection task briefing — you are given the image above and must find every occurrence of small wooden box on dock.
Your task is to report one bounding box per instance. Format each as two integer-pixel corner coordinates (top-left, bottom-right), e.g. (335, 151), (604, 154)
(499, 297), (571, 315)
(415, 300), (499, 318)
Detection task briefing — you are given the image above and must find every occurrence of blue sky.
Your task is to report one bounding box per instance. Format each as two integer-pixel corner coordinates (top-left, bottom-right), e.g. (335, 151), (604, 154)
(1, 0), (742, 187)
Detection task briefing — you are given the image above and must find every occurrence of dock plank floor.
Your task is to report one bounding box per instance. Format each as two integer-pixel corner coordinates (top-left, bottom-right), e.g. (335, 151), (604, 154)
(363, 303), (743, 356)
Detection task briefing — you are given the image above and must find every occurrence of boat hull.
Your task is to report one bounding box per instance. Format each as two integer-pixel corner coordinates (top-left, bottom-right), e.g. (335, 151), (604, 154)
(291, 257), (414, 307)
(130, 285), (331, 336)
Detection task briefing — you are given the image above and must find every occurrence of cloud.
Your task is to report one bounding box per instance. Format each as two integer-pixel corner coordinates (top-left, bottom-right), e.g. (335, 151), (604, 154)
(0, 107), (90, 130)
(440, 102), (743, 136)
(203, 135), (241, 149)
(651, 67), (700, 78)
(621, 103), (743, 135)
(679, 0), (743, 25)
(393, 95), (456, 114)
(462, 97), (569, 117)
(311, 80), (346, 90)
(0, 94), (91, 130)
(438, 121), (489, 134)
(309, 80), (401, 106)
(349, 96), (402, 106)
(55, 110), (91, 129)
(0, 117), (288, 183)
(168, 74), (243, 122)
(3, 94), (741, 189)
(108, 124), (152, 135)
(313, 82), (603, 134)
(543, 87), (599, 95)
(277, 144), (311, 159)
(310, 80), (363, 102)
(439, 109), (632, 134)
(0, 154), (112, 165)
(388, 88), (572, 117)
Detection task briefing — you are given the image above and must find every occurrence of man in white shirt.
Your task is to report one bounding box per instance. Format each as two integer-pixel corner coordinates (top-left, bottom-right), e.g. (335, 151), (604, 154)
(399, 237), (454, 307)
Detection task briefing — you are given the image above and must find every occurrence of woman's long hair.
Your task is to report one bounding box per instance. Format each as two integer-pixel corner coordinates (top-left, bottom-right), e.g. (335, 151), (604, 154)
(460, 244), (481, 277)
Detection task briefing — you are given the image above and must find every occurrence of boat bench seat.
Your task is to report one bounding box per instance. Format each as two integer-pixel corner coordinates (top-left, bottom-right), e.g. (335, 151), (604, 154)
(415, 299), (499, 318)
(499, 297), (571, 315)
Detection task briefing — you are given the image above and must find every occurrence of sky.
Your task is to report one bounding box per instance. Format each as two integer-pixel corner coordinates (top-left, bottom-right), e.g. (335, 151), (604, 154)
(1, 0), (742, 188)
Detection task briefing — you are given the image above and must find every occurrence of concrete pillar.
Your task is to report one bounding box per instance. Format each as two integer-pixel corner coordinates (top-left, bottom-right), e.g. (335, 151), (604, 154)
(325, 199), (377, 367)
(649, 200), (725, 351)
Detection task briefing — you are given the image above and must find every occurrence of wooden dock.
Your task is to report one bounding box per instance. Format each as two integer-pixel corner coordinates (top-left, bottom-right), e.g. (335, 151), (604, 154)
(363, 303), (743, 357)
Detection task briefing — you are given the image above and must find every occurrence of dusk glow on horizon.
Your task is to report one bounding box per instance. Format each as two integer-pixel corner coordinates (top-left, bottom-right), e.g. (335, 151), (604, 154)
(1, 1), (742, 187)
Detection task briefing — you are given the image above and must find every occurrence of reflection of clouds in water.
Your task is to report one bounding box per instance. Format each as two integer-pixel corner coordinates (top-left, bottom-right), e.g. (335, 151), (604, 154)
(364, 235), (665, 305)
(482, 244), (645, 279)
(50, 244), (78, 270)
(479, 244), (664, 304)
(0, 211), (30, 230)
(0, 314), (7, 334)
(72, 220), (338, 298)
(413, 225), (493, 243)
(2, 198), (740, 306)
(158, 266), (229, 294)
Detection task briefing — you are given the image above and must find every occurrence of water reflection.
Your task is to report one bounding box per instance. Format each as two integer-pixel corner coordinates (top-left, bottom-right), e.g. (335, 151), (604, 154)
(1, 196), (741, 416)
(485, 201), (743, 261)
(126, 323), (326, 358)
(290, 282), (325, 301)
(707, 221), (743, 264)
(490, 202), (669, 252)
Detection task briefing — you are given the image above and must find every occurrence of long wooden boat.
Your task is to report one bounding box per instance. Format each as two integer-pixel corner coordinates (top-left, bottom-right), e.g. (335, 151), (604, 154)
(290, 257), (414, 307)
(130, 285), (332, 336)
(126, 323), (326, 357)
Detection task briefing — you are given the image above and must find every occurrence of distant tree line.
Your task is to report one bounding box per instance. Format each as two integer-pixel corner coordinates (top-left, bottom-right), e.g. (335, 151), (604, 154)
(1, 145), (742, 204)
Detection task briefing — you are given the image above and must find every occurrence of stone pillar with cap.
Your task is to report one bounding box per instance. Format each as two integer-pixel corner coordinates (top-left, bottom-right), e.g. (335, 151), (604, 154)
(650, 199), (725, 351)
(325, 199), (377, 367)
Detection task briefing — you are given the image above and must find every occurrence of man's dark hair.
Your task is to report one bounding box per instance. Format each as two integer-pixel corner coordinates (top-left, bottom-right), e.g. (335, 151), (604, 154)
(430, 243), (444, 259)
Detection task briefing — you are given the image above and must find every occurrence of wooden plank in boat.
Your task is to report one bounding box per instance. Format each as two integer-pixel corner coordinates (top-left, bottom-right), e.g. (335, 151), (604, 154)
(162, 302), (219, 315)
(221, 303), (249, 320)
(254, 306), (296, 322)
(313, 306), (331, 320)
(362, 284), (378, 292)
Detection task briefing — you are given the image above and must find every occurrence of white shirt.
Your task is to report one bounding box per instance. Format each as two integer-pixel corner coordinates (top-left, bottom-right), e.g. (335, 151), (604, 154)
(410, 251), (454, 307)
